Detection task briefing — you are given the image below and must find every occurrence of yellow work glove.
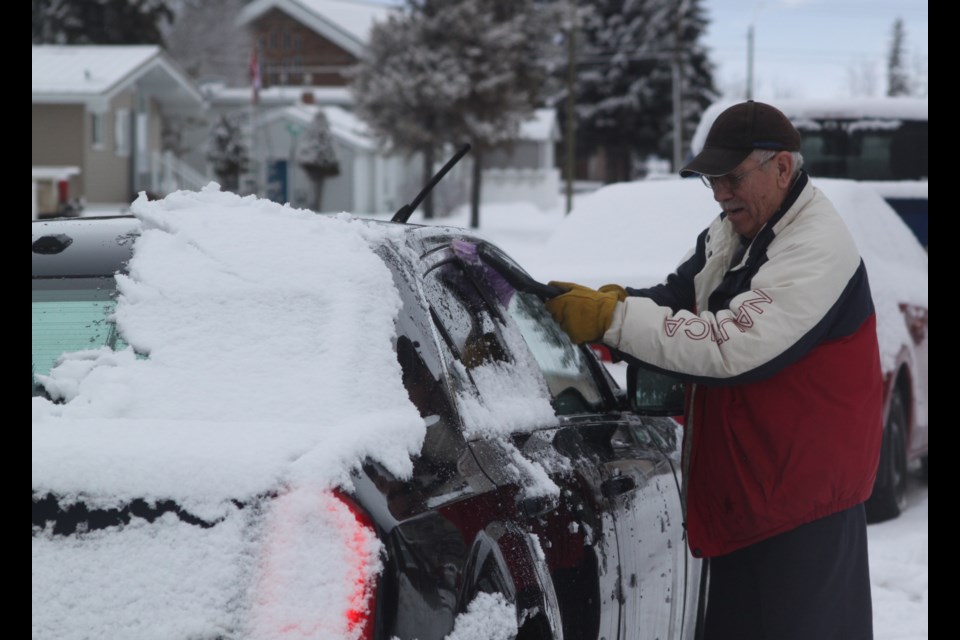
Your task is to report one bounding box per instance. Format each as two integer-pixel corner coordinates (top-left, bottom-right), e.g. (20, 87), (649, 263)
(598, 284), (628, 301)
(545, 281), (622, 344)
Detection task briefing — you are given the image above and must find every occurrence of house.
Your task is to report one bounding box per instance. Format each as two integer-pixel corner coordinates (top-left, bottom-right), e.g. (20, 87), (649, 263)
(32, 45), (207, 210)
(236, 0), (392, 89)
(257, 99), (418, 214)
(215, 0), (561, 213)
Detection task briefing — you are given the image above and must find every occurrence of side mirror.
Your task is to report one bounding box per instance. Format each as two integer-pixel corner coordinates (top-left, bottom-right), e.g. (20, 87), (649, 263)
(626, 362), (684, 416)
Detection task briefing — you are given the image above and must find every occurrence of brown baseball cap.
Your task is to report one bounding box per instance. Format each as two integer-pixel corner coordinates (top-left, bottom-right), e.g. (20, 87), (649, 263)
(680, 100), (801, 177)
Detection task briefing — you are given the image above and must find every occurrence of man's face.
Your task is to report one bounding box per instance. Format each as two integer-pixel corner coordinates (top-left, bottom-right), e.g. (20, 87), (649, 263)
(709, 152), (789, 239)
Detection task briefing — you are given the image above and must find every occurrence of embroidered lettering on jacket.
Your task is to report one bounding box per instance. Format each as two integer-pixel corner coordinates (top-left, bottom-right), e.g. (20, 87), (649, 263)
(663, 290), (773, 344)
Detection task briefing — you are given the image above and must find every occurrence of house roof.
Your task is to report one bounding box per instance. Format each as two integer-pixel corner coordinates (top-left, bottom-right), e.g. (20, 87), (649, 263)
(32, 45), (204, 109)
(236, 0), (396, 57)
(522, 109), (559, 142)
(260, 103), (376, 151)
(201, 84), (354, 108)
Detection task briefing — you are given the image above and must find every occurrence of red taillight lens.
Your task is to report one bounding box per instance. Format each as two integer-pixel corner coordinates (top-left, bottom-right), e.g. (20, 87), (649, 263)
(251, 487), (381, 640)
(334, 489), (379, 640)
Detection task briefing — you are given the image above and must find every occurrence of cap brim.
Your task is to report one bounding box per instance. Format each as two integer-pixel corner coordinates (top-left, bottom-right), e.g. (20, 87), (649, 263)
(679, 147), (752, 177)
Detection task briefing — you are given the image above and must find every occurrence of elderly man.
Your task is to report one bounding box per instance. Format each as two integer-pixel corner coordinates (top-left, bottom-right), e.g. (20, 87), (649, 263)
(546, 101), (883, 640)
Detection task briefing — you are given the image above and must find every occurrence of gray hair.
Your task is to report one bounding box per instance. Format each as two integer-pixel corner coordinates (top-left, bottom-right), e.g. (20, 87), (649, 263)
(749, 149), (804, 180)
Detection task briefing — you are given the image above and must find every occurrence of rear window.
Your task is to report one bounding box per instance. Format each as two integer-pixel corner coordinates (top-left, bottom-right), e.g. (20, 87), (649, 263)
(32, 278), (126, 397)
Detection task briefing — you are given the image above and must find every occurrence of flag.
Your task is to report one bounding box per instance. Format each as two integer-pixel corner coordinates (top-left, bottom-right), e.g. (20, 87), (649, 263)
(249, 46), (261, 105)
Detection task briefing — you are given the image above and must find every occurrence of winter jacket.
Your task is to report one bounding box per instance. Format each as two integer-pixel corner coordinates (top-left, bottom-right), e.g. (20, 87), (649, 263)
(603, 172), (883, 558)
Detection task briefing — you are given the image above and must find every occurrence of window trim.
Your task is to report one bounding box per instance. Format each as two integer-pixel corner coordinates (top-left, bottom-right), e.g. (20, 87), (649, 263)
(90, 112), (105, 150)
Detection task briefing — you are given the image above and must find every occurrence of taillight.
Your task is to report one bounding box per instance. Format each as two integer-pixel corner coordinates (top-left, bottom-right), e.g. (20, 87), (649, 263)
(334, 489), (379, 640)
(251, 487), (382, 640)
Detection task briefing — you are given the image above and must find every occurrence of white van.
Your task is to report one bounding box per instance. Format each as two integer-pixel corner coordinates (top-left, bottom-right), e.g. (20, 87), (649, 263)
(691, 98), (928, 247)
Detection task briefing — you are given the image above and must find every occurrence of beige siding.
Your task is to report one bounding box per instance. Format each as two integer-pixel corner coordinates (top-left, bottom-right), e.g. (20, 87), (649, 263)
(32, 104), (85, 201)
(84, 91), (135, 203)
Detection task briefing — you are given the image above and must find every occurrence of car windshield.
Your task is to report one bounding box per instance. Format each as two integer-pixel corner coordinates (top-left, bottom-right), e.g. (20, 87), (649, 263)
(32, 277), (126, 397)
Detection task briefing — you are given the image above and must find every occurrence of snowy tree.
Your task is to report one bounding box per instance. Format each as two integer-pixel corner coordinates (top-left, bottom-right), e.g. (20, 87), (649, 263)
(563, 0), (716, 181)
(32, 0), (174, 45)
(351, 0), (560, 227)
(163, 0), (253, 85)
(295, 111), (341, 213)
(206, 113), (249, 192)
(887, 18), (911, 97)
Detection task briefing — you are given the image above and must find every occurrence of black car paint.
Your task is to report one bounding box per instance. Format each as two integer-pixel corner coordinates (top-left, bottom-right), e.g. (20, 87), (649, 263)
(32, 217), (700, 640)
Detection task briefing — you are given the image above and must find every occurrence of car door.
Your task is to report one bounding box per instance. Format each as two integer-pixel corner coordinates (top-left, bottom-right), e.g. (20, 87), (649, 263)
(612, 415), (691, 640)
(424, 238), (692, 639)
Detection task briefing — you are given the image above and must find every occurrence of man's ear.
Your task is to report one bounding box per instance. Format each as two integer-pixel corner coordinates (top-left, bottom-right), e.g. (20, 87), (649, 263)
(776, 152), (794, 188)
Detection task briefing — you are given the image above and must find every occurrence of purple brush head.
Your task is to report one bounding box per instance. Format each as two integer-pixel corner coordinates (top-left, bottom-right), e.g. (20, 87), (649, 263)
(451, 239), (516, 307)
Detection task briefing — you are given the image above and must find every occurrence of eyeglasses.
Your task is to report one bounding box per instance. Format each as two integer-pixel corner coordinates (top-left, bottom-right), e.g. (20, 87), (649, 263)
(700, 156), (774, 191)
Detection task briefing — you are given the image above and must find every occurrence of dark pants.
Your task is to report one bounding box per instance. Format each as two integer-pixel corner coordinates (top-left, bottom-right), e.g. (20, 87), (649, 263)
(702, 503), (873, 640)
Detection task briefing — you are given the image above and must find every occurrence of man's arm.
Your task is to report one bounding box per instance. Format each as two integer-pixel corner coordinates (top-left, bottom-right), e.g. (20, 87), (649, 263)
(604, 207), (872, 385)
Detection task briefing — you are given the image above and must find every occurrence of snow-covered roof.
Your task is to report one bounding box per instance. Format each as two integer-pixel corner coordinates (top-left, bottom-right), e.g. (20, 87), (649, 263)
(260, 103), (376, 151)
(691, 97), (929, 154)
(202, 84), (354, 108)
(520, 109), (559, 142)
(237, 0), (396, 57)
(322, 104), (376, 150)
(32, 45), (204, 107)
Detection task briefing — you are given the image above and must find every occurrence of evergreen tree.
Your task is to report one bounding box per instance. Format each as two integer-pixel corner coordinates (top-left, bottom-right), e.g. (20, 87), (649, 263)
(206, 113), (249, 192)
(295, 110), (341, 213)
(351, 0), (559, 227)
(564, 0), (716, 181)
(32, 0), (174, 46)
(887, 18), (911, 97)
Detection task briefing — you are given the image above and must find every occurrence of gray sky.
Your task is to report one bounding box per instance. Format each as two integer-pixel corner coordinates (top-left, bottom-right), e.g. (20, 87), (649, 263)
(703, 0), (928, 100)
(371, 0), (928, 101)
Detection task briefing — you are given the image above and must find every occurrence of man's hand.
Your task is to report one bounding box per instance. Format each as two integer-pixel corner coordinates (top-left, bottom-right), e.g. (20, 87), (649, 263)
(546, 281), (623, 344)
(598, 284), (628, 301)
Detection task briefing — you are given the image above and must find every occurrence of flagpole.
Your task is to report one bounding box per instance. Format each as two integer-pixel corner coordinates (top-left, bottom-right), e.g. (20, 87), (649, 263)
(247, 45), (261, 195)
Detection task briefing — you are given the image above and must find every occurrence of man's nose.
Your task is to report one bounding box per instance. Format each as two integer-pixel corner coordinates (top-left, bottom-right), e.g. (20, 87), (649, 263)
(712, 183), (734, 201)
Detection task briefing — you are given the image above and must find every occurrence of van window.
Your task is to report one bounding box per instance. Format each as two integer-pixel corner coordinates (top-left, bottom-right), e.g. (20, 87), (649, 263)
(796, 118), (928, 182)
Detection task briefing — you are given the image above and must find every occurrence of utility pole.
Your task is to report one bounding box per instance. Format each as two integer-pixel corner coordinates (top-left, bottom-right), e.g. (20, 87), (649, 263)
(746, 24), (755, 99)
(672, 0), (690, 172)
(565, 0), (577, 214)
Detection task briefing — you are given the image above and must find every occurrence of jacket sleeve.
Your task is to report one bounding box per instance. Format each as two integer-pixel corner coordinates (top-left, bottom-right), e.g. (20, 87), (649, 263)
(603, 201), (871, 385)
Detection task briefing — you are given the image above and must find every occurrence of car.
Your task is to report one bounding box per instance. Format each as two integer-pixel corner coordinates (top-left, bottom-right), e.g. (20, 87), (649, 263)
(32, 193), (702, 639)
(530, 176), (928, 524)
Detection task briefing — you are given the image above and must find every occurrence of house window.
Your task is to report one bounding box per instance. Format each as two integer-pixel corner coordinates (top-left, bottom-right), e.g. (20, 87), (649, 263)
(115, 109), (130, 156)
(91, 112), (105, 150)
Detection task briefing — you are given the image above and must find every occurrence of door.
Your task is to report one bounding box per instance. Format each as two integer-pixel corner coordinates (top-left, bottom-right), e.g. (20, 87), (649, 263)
(266, 159), (288, 204)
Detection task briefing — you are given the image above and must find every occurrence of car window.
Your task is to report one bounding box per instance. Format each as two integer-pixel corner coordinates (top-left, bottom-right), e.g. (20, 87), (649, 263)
(32, 277), (126, 397)
(426, 256), (606, 415)
(501, 290), (606, 414)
